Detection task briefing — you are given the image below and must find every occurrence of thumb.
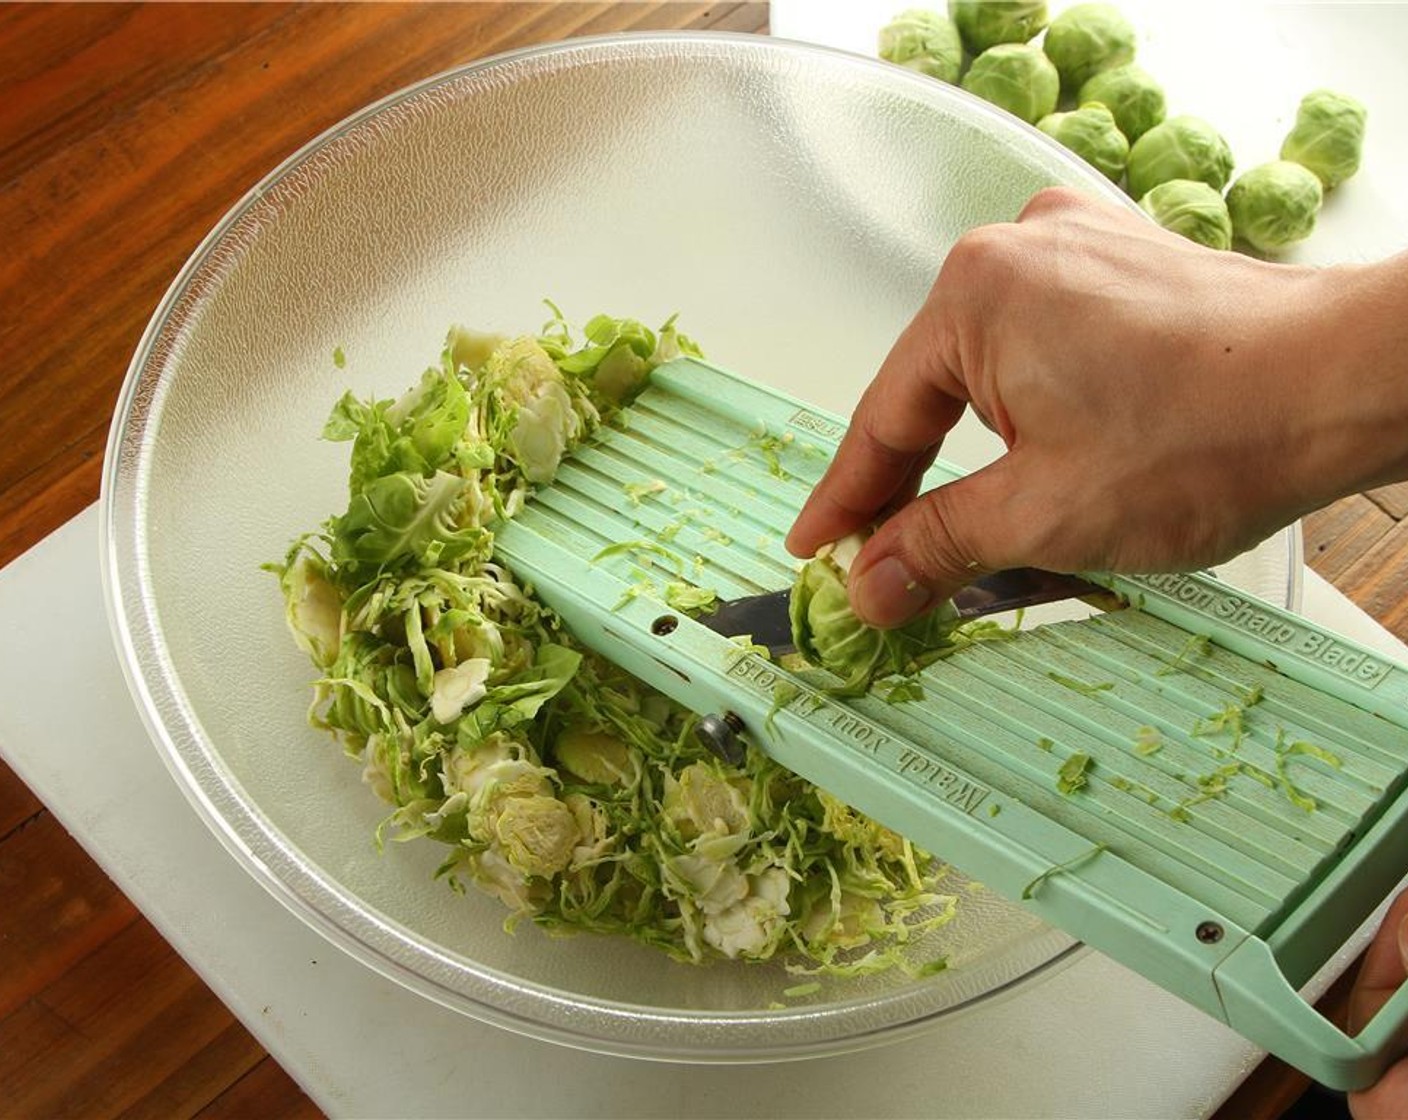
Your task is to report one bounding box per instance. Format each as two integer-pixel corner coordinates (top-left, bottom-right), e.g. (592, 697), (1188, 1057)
(1349, 896), (1408, 1117)
(849, 458), (1042, 628)
(1349, 890), (1408, 1037)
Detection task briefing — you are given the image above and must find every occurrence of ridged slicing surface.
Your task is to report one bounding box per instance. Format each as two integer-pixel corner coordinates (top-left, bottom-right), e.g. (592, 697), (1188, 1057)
(512, 366), (1408, 937)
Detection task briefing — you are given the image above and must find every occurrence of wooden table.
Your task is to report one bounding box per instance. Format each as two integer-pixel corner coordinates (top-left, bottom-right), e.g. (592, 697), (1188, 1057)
(0, 4), (1400, 1117)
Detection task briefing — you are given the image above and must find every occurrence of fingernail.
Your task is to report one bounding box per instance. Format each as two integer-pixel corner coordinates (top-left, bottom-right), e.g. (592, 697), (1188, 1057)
(852, 556), (937, 628)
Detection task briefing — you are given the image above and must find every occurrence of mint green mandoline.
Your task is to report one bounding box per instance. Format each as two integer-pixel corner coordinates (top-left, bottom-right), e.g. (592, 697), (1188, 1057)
(495, 356), (1408, 1090)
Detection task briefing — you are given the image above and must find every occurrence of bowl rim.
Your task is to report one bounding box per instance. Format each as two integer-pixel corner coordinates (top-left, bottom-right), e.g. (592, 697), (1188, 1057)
(98, 29), (1293, 1061)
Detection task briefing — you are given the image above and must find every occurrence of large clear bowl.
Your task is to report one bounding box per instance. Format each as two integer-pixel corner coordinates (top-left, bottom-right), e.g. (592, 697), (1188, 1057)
(101, 33), (1299, 1062)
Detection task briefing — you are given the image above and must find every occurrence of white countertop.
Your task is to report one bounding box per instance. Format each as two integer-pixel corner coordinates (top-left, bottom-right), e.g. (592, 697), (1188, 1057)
(2, 505), (1404, 1118)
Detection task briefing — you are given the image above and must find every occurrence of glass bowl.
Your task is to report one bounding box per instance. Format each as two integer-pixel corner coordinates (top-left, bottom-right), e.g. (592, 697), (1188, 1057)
(101, 32), (1299, 1062)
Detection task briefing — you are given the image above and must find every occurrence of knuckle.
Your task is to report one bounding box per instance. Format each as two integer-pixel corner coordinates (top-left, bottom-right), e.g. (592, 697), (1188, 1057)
(1019, 185), (1085, 222)
(854, 392), (921, 463)
(940, 230), (1022, 329)
(901, 487), (985, 583)
(945, 225), (1014, 280)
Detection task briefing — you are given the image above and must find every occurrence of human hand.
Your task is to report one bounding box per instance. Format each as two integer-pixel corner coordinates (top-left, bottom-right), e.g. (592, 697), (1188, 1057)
(786, 188), (1408, 627)
(1349, 890), (1408, 1118)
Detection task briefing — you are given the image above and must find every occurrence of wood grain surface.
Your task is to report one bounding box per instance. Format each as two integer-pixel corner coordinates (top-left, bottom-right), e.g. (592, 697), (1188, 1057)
(0, 3), (1397, 1118)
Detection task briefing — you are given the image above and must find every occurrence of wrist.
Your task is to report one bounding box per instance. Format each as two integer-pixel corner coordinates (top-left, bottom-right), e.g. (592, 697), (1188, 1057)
(1293, 254), (1408, 508)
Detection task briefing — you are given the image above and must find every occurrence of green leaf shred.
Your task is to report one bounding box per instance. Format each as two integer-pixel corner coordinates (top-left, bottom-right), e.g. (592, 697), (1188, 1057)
(1048, 672), (1114, 696)
(1057, 751), (1093, 795)
(1021, 843), (1109, 900)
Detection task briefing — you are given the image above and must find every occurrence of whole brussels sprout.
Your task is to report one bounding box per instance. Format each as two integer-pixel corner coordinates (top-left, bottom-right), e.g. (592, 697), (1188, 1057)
(790, 534), (960, 693)
(949, 0), (1048, 54)
(1036, 102), (1129, 182)
(1226, 160), (1324, 254)
(961, 43), (1060, 126)
(1042, 3), (1136, 92)
(1280, 89), (1367, 190)
(1126, 115), (1234, 200)
(1138, 180), (1232, 250)
(878, 9), (964, 84)
(1078, 63), (1165, 142)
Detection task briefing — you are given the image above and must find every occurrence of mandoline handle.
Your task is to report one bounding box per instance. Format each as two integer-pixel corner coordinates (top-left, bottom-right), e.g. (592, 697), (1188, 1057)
(1214, 927), (1408, 1091)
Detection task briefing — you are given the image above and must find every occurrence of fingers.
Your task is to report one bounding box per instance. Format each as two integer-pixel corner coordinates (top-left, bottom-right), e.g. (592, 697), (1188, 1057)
(849, 456), (1052, 627)
(787, 186), (1100, 592)
(786, 311), (966, 559)
(786, 200), (1058, 561)
(877, 443), (943, 519)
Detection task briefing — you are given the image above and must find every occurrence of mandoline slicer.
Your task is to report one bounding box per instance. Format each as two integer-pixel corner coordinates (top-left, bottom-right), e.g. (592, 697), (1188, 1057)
(494, 356), (1408, 1090)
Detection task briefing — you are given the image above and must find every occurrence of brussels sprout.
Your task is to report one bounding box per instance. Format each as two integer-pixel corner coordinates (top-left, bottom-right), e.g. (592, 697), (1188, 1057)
(817, 789), (908, 862)
(949, 0), (1048, 54)
(494, 794), (581, 879)
(1078, 63), (1165, 142)
(591, 343), (650, 406)
(701, 867), (793, 960)
(961, 43), (1060, 125)
(1280, 89), (1367, 190)
(879, 9), (964, 84)
(442, 737), (511, 797)
(1226, 160), (1324, 253)
(360, 735), (398, 805)
(430, 657), (491, 724)
(1042, 3), (1136, 92)
(799, 887), (888, 950)
(1138, 179), (1233, 250)
(790, 534), (960, 691)
(446, 325), (507, 374)
(463, 846), (551, 914)
(554, 728), (635, 786)
(508, 380), (579, 484)
(1126, 115), (1234, 200)
(1037, 102), (1129, 182)
(483, 336), (586, 484)
(666, 847), (749, 915)
(663, 762), (751, 840)
(444, 736), (555, 823)
(276, 549), (343, 669)
(562, 792), (614, 868)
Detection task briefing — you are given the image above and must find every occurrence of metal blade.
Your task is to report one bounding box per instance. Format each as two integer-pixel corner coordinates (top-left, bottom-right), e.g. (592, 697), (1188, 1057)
(950, 568), (1100, 620)
(701, 589), (795, 651)
(699, 568), (1102, 656)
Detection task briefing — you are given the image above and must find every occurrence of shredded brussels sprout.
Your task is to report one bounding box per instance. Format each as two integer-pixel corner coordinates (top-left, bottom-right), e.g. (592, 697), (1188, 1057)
(1134, 726), (1163, 756)
(1056, 751), (1093, 795)
(1021, 843), (1108, 900)
(271, 307), (957, 973)
(1047, 672), (1114, 696)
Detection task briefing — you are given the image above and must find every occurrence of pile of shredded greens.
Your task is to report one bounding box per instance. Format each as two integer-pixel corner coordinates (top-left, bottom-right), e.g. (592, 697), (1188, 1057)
(271, 308), (956, 974)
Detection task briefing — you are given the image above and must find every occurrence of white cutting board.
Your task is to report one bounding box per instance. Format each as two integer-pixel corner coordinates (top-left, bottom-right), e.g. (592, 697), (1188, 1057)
(0, 507), (1404, 1118)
